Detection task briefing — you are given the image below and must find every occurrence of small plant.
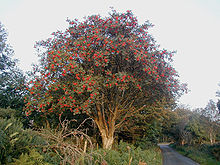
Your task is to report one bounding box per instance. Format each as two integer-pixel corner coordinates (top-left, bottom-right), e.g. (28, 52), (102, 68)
(10, 149), (50, 165)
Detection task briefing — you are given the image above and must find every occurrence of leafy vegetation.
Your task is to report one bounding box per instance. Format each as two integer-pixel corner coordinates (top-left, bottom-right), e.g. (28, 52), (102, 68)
(10, 149), (50, 165)
(0, 115), (45, 164)
(0, 106), (162, 164)
(93, 141), (162, 165)
(170, 143), (220, 165)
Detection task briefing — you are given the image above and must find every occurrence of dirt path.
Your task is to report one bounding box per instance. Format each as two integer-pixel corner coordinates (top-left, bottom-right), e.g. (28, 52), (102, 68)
(159, 144), (200, 165)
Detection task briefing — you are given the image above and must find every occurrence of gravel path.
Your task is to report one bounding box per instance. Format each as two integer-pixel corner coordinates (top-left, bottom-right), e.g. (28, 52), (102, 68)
(159, 144), (200, 165)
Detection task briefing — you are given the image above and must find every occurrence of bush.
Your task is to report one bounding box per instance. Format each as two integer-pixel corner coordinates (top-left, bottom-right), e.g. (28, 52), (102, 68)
(211, 143), (220, 161)
(135, 138), (157, 150)
(0, 107), (17, 119)
(10, 149), (50, 165)
(0, 107), (31, 129)
(0, 117), (45, 164)
(0, 115), (162, 165)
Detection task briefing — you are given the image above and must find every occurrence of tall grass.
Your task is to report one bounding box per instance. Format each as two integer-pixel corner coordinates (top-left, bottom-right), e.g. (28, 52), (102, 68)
(170, 144), (220, 165)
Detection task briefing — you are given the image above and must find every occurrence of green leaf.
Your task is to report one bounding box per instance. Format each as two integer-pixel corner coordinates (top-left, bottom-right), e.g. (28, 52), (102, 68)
(4, 122), (12, 131)
(9, 132), (19, 138)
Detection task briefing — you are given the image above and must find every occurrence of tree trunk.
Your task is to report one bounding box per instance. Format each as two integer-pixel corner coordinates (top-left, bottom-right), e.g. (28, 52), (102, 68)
(102, 133), (114, 150)
(210, 132), (213, 145)
(94, 118), (115, 150)
(180, 139), (185, 146)
(93, 103), (116, 150)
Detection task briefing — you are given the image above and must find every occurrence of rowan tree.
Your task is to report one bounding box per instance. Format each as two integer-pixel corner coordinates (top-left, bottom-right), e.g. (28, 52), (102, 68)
(25, 10), (186, 149)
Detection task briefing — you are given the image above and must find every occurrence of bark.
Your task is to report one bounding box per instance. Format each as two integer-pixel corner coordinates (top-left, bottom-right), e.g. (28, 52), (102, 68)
(210, 132), (213, 145)
(93, 103), (116, 150)
(45, 119), (50, 129)
(96, 124), (115, 150)
(213, 138), (216, 144)
(180, 139), (185, 146)
(102, 133), (114, 150)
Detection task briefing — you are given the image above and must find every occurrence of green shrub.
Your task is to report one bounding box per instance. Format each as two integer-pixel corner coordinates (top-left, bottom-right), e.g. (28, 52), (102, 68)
(91, 141), (162, 165)
(0, 107), (32, 129)
(39, 149), (61, 165)
(135, 138), (156, 150)
(10, 149), (50, 165)
(211, 143), (220, 161)
(0, 115), (162, 165)
(0, 117), (45, 164)
(0, 117), (25, 163)
(0, 107), (17, 119)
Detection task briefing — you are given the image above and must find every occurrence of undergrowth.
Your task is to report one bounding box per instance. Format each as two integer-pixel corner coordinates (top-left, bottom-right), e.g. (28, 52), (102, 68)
(93, 141), (162, 165)
(170, 143), (220, 165)
(0, 108), (162, 165)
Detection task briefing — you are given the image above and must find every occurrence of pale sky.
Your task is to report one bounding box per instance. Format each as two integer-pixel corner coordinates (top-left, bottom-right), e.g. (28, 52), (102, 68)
(0, 0), (220, 109)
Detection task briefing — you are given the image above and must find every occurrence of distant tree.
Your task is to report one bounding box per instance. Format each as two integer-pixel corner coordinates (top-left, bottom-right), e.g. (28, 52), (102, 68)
(173, 107), (192, 145)
(159, 107), (179, 142)
(25, 10), (186, 149)
(202, 100), (219, 122)
(171, 107), (207, 145)
(186, 113), (209, 144)
(200, 100), (220, 144)
(217, 100), (220, 113)
(0, 22), (26, 110)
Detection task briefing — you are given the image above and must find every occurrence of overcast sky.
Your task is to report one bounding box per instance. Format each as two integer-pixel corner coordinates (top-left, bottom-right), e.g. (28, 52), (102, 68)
(0, 0), (220, 109)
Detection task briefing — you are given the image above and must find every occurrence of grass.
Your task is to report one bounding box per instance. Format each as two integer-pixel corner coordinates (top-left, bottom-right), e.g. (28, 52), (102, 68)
(170, 143), (220, 165)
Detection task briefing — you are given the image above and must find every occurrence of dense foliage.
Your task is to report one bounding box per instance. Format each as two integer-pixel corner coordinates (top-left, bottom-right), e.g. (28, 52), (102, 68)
(0, 108), (45, 164)
(163, 105), (220, 146)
